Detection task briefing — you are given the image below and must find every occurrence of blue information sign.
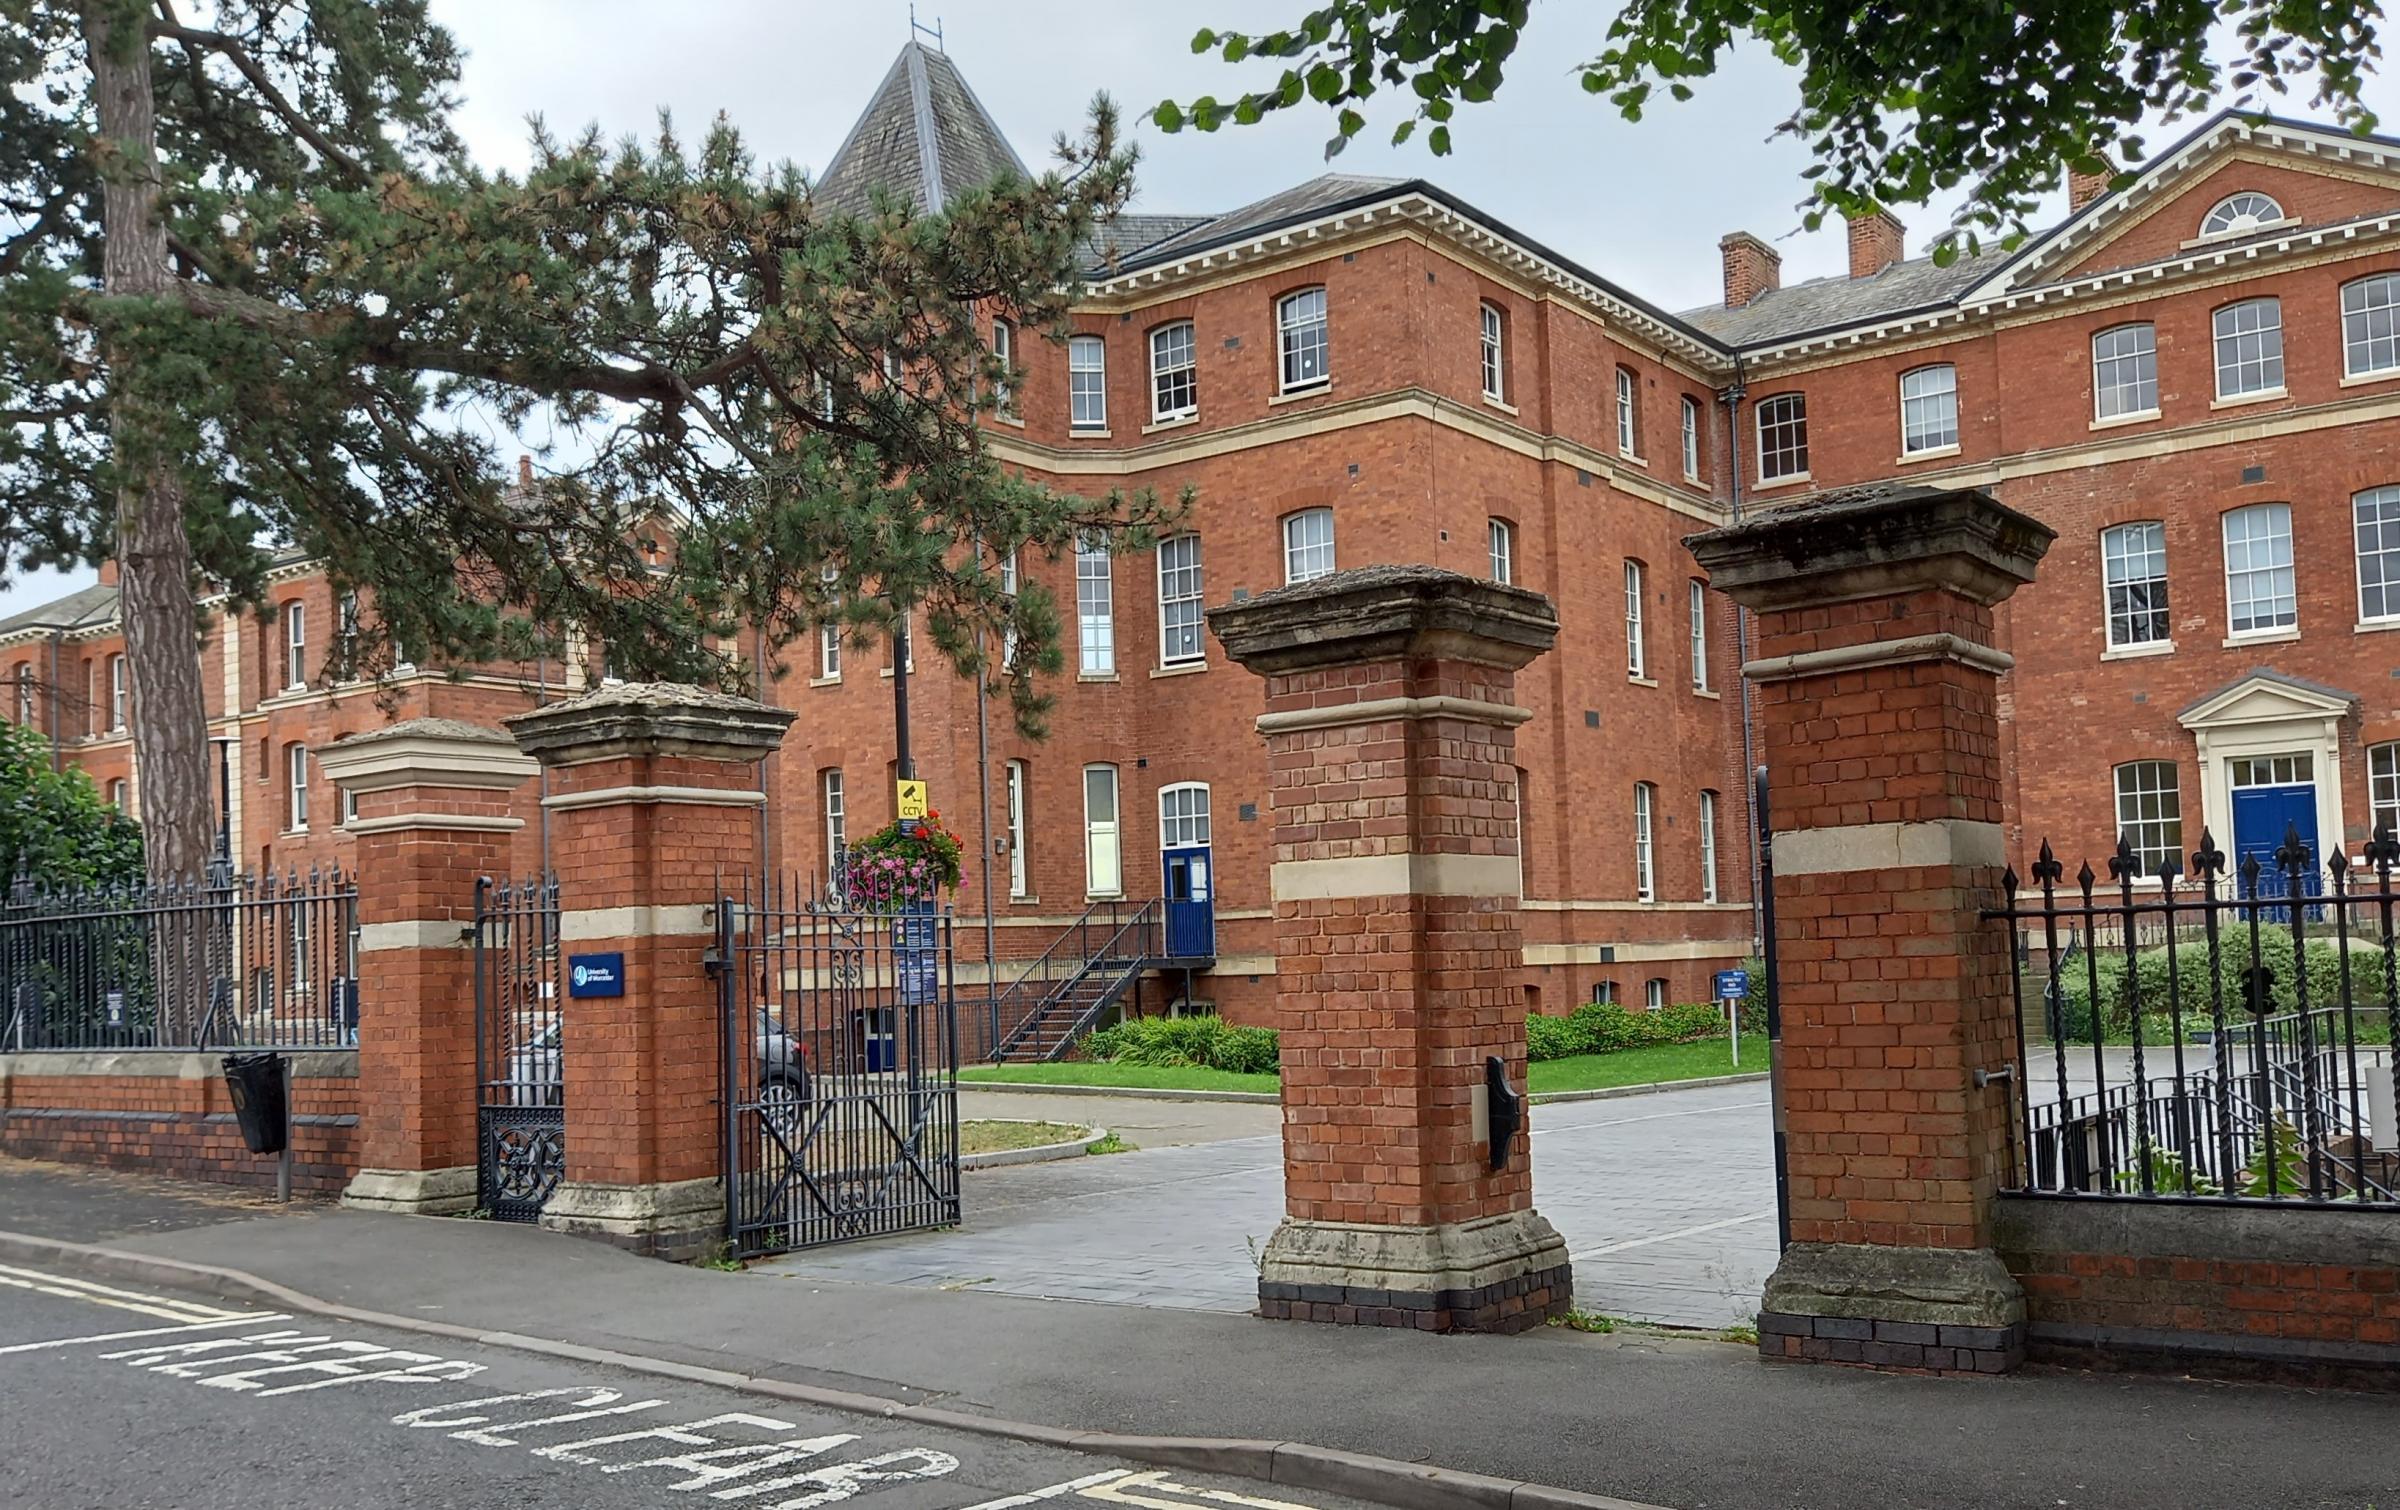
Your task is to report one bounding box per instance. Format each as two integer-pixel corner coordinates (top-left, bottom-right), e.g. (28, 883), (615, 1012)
(567, 952), (625, 998)
(1713, 969), (1750, 1001)
(893, 907), (939, 1006)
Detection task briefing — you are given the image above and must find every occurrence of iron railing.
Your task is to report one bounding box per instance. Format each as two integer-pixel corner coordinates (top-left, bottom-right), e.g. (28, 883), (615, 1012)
(1, 867), (359, 1052)
(1990, 824), (2400, 1208)
(473, 875), (564, 1223)
(717, 869), (960, 1258)
(981, 898), (1161, 1061)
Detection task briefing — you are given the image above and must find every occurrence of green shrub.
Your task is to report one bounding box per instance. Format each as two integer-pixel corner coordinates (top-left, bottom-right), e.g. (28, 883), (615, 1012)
(1526, 1000), (1736, 1061)
(2051, 925), (2392, 1042)
(1525, 1012), (1591, 1062)
(1079, 1014), (1280, 1073)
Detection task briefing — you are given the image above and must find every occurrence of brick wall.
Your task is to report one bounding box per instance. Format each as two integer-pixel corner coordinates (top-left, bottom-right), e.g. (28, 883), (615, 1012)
(1994, 1196), (2400, 1383)
(0, 1051), (362, 1195)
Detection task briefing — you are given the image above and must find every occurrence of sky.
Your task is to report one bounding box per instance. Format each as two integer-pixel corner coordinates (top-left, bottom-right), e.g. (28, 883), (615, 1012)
(8, 0), (2398, 623)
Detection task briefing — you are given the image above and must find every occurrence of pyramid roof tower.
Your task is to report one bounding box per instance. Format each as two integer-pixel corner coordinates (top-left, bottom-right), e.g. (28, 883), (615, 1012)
(814, 40), (1030, 216)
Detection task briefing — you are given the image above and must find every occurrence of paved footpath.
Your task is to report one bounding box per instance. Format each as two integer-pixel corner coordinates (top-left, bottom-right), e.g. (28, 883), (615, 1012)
(0, 1260), (1387, 1510)
(802, 1081), (1777, 1329)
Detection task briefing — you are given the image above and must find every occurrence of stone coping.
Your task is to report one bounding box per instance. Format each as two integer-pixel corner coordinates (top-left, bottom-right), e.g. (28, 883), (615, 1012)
(1207, 564), (1558, 676)
(1, 1049), (360, 1081)
(316, 717), (536, 794)
(1994, 1191), (2400, 1268)
(1685, 483), (2054, 612)
(507, 681), (795, 766)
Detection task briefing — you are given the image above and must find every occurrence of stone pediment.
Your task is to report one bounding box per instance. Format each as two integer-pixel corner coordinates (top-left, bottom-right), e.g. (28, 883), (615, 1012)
(2177, 669), (2355, 731)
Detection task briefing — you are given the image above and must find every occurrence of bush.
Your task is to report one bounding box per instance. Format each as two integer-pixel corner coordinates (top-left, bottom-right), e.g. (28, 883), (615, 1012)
(1080, 1013), (1280, 1073)
(2051, 924), (2392, 1042)
(1526, 999), (1737, 1061)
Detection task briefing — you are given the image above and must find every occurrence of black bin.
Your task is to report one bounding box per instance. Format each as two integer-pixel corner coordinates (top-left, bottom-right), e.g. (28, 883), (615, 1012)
(221, 1052), (289, 1155)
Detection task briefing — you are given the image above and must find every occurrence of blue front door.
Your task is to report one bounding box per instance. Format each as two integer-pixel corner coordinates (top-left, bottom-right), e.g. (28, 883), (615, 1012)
(2231, 783), (2319, 896)
(1162, 845), (1216, 959)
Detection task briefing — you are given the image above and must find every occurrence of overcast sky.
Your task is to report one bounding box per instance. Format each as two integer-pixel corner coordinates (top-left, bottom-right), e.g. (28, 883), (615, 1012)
(9, 0), (2397, 624)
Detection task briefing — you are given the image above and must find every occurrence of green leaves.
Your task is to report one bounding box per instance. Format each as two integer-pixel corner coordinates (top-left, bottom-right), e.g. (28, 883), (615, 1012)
(0, 721), (142, 887)
(1162, 0), (2384, 243)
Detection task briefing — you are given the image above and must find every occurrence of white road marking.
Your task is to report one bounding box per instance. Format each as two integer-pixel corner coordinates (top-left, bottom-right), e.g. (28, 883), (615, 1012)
(0, 1263), (255, 1323)
(1571, 1209), (1774, 1262)
(1083, 1471), (1315, 1508)
(1532, 1099), (1771, 1136)
(0, 1311), (290, 1355)
(957, 1470), (1136, 1508)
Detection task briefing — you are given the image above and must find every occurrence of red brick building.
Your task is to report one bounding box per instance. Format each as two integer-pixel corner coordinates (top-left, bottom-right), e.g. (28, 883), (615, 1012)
(10, 48), (2397, 1025)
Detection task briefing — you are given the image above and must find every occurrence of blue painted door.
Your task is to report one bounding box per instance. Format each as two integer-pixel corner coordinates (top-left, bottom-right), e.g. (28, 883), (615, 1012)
(1162, 845), (1216, 959)
(2232, 784), (2319, 897)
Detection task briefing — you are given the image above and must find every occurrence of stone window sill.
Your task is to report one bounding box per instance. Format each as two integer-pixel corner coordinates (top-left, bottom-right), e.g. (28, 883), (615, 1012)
(1897, 443), (1961, 465)
(992, 412), (1025, 429)
(1268, 381), (1333, 407)
(808, 673), (841, 688)
(2222, 626), (2300, 649)
(1009, 894), (1038, 907)
(1691, 686), (1721, 700)
(1152, 660), (1208, 679)
(1628, 674), (1658, 689)
(2340, 368), (2400, 390)
(2090, 408), (2161, 432)
(1619, 451), (1650, 471)
(1482, 393), (1518, 416)
(1754, 471), (1811, 492)
(2101, 639), (2175, 661)
(1078, 671), (1120, 683)
(1070, 425), (1113, 439)
(2209, 387), (2287, 411)
(1143, 411), (1199, 435)
(877, 665), (916, 679)
(2358, 618), (2400, 635)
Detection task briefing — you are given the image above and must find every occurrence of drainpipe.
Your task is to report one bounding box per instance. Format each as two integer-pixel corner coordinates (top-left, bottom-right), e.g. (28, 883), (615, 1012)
(45, 629), (65, 771)
(1718, 357), (1764, 953)
(755, 624), (771, 884)
(973, 628), (997, 1057)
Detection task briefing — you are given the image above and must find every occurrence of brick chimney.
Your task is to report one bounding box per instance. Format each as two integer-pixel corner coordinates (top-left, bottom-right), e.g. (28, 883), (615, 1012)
(98, 558), (120, 587)
(2068, 163), (2112, 211)
(517, 454), (534, 487)
(1720, 232), (1782, 309)
(1846, 210), (1906, 279)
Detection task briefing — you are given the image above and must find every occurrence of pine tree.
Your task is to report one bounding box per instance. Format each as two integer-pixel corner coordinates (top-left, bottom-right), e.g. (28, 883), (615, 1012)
(4, 1), (1172, 884)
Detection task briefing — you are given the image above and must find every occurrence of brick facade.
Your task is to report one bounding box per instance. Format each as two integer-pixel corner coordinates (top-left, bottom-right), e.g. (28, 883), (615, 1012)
(0, 1053), (360, 1195)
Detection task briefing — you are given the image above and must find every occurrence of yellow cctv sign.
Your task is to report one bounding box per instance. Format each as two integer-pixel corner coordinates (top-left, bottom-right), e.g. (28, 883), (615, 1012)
(896, 779), (928, 820)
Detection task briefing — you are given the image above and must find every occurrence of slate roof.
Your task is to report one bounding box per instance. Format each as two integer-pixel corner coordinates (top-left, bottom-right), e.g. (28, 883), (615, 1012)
(1084, 212), (1218, 273)
(814, 42), (1029, 216)
(1679, 250), (1994, 348)
(1112, 175), (1409, 273)
(0, 583), (119, 640)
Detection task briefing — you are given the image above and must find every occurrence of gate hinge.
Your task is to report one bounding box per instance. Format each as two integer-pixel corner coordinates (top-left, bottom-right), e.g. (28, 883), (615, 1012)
(701, 947), (725, 975)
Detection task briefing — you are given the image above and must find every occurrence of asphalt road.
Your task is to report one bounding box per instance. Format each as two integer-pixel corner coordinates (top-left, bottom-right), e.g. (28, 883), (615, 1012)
(0, 1261), (1389, 1510)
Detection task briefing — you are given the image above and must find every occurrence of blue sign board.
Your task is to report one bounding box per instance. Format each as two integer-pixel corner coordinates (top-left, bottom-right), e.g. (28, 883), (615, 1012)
(567, 952), (626, 999)
(1713, 969), (1750, 1001)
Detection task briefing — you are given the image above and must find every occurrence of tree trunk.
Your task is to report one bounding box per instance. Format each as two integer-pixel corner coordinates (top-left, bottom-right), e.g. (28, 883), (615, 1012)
(84, 1), (214, 890)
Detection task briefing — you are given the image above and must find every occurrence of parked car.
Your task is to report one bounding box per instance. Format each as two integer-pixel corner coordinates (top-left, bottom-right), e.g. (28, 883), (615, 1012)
(501, 1010), (808, 1124)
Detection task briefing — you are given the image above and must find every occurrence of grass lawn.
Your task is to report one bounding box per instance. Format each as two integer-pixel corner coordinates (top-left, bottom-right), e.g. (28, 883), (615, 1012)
(959, 1062), (1279, 1095)
(960, 1036), (1768, 1098)
(1528, 1034), (1769, 1096)
(957, 1119), (1088, 1154)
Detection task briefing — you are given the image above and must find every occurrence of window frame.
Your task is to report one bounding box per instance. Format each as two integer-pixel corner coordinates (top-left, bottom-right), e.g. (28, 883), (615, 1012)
(1688, 579), (1710, 691)
(286, 741), (310, 833)
(1755, 393), (1809, 482)
(283, 601), (306, 691)
(2370, 741), (2400, 840)
(1282, 507), (1335, 585)
(1479, 302), (1505, 402)
(1075, 533), (1116, 675)
(2199, 191), (2287, 239)
(1624, 560), (1647, 680)
(109, 779), (128, 813)
(108, 653), (127, 733)
(2211, 297), (2286, 400)
(1616, 367), (1640, 457)
(1275, 286), (1329, 393)
(1488, 518), (1514, 586)
(2355, 485), (2400, 624)
(990, 316), (1015, 414)
(1149, 320), (1198, 422)
(1645, 978), (1668, 1011)
(1004, 760), (1029, 898)
(1680, 395), (1701, 481)
(2222, 502), (2298, 636)
(1068, 333), (1107, 430)
(1083, 763), (1123, 898)
(821, 768), (846, 883)
(12, 664), (31, 726)
(2092, 323), (2159, 421)
(1898, 363), (1959, 455)
(2112, 760), (2184, 875)
(1633, 781), (1656, 903)
(1158, 781), (1211, 849)
(1698, 788), (1720, 904)
(1156, 534), (1205, 667)
(2100, 520), (2172, 649)
(2342, 273), (2400, 380)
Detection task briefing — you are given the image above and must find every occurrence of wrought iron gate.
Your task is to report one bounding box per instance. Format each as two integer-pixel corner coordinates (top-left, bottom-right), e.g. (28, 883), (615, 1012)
(474, 875), (564, 1222)
(717, 871), (960, 1258)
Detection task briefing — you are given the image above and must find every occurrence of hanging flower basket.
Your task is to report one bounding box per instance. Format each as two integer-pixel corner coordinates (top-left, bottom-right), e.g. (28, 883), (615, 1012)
(844, 810), (964, 912)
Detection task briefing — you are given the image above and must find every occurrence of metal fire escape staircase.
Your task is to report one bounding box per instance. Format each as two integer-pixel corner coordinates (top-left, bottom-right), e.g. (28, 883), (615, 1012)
(989, 900), (1206, 1063)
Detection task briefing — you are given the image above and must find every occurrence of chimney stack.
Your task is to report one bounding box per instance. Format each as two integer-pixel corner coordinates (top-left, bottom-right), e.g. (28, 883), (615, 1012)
(2067, 163), (2112, 211)
(517, 454), (533, 488)
(1719, 232), (1782, 309)
(1846, 209), (1906, 279)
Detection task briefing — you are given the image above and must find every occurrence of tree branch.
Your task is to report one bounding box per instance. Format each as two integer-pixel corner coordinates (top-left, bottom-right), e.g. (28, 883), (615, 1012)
(146, 20), (372, 184)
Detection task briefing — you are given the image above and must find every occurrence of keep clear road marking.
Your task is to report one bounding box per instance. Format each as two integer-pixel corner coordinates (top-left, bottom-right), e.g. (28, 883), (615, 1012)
(962, 1470), (1317, 1509)
(0, 1261), (260, 1324)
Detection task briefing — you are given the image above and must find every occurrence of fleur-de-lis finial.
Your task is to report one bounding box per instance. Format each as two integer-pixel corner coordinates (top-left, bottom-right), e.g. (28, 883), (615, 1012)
(2191, 829), (2226, 881)
(2274, 821), (2313, 877)
(2032, 840), (2063, 887)
(2366, 824), (2400, 874)
(2109, 834), (2141, 884)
